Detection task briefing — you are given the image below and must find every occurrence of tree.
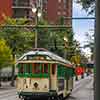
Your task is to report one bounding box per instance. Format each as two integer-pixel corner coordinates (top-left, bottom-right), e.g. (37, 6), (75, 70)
(0, 38), (12, 86)
(84, 32), (94, 61)
(76, 0), (95, 15)
(0, 17), (34, 86)
(36, 19), (50, 49)
(47, 16), (76, 59)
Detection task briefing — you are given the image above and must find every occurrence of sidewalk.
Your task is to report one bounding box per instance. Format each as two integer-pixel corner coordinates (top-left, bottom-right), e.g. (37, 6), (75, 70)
(74, 74), (94, 87)
(72, 74), (94, 100)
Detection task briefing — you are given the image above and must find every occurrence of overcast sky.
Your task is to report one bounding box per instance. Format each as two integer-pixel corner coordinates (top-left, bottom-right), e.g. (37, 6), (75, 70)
(72, 1), (95, 56)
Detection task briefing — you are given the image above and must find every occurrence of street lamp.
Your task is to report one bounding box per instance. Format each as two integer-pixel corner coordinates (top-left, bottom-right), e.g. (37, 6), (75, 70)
(32, 5), (42, 48)
(63, 36), (68, 59)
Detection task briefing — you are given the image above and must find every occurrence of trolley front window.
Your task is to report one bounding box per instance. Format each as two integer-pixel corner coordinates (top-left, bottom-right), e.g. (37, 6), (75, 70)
(17, 63), (49, 77)
(34, 63), (41, 73)
(32, 63), (49, 74)
(26, 63), (31, 73)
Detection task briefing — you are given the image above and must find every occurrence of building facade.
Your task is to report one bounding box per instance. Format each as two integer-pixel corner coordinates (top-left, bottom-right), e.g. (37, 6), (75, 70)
(0, 0), (12, 24)
(46, 0), (72, 25)
(0, 0), (72, 25)
(12, 0), (72, 25)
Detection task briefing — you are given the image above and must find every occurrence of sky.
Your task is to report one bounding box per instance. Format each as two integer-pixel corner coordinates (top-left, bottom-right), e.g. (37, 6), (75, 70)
(72, 1), (95, 57)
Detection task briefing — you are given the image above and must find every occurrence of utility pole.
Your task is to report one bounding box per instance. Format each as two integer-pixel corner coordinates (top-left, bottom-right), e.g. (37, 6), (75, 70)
(95, 0), (100, 100)
(32, 1), (42, 48)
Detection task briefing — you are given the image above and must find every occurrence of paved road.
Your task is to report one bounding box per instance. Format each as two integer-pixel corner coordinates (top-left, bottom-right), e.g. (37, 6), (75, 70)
(0, 75), (94, 100)
(67, 75), (94, 100)
(0, 82), (18, 100)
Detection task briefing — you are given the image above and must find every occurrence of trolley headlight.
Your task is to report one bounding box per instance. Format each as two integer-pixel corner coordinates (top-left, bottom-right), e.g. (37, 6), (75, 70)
(26, 85), (28, 88)
(34, 82), (38, 88)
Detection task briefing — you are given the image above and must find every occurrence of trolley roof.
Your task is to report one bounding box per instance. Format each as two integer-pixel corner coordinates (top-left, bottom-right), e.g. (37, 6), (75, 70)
(18, 48), (72, 66)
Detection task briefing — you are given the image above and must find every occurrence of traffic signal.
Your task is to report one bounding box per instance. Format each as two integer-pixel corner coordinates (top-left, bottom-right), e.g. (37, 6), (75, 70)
(75, 67), (84, 75)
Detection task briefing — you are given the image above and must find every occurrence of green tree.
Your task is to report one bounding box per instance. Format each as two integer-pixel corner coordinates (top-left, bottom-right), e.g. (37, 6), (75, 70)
(84, 32), (94, 61)
(36, 19), (50, 49)
(76, 0), (95, 15)
(0, 17), (34, 86)
(47, 16), (75, 59)
(0, 38), (12, 86)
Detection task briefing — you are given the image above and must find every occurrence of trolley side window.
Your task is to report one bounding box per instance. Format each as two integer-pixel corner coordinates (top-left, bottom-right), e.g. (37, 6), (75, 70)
(19, 63), (24, 74)
(42, 64), (48, 73)
(32, 63), (35, 73)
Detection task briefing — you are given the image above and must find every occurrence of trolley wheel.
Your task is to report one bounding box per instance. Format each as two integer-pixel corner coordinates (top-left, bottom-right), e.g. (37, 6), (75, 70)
(59, 95), (63, 100)
(23, 98), (29, 100)
(48, 96), (60, 100)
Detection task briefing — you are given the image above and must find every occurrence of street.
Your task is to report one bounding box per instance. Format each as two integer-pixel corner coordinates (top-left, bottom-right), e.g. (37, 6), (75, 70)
(0, 75), (94, 100)
(67, 75), (94, 100)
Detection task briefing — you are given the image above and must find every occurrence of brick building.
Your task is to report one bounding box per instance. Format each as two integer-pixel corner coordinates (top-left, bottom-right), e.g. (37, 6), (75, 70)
(0, 0), (12, 24)
(12, 0), (72, 25)
(0, 0), (72, 25)
(46, 0), (72, 25)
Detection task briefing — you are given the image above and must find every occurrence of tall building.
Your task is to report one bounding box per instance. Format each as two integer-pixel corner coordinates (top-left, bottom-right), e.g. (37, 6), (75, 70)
(12, 0), (42, 21)
(0, 0), (72, 26)
(12, 0), (32, 18)
(46, 0), (72, 25)
(12, 0), (72, 25)
(0, 0), (12, 24)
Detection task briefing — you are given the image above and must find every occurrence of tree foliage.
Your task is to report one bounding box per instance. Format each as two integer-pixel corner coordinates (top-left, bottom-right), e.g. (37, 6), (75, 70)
(76, 0), (95, 15)
(0, 38), (12, 68)
(84, 32), (94, 53)
(84, 32), (94, 61)
(0, 17), (35, 56)
(36, 20), (51, 49)
(0, 17), (35, 86)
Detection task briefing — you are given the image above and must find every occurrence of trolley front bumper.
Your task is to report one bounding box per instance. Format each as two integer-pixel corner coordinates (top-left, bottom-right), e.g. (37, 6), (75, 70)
(18, 91), (57, 99)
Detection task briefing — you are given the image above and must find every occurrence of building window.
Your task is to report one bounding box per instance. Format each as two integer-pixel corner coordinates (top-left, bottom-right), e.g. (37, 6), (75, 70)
(63, 11), (66, 15)
(57, 11), (61, 15)
(63, 0), (67, 9)
(43, 0), (48, 4)
(13, 0), (18, 6)
(58, 0), (61, 3)
(25, 10), (29, 18)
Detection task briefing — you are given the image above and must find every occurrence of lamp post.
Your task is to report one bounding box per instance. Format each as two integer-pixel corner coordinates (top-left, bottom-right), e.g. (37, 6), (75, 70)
(32, 5), (42, 48)
(63, 36), (68, 59)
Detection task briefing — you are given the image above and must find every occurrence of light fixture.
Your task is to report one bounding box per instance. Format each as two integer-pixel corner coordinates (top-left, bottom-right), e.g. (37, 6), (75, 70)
(32, 7), (37, 13)
(64, 36), (68, 42)
(37, 12), (42, 17)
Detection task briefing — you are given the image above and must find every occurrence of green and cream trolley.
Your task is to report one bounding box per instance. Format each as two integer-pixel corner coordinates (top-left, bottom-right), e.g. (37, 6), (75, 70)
(16, 48), (75, 100)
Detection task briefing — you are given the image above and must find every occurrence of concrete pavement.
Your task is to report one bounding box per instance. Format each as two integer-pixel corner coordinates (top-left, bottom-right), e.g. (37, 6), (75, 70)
(67, 74), (94, 100)
(0, 74), (94, 100)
